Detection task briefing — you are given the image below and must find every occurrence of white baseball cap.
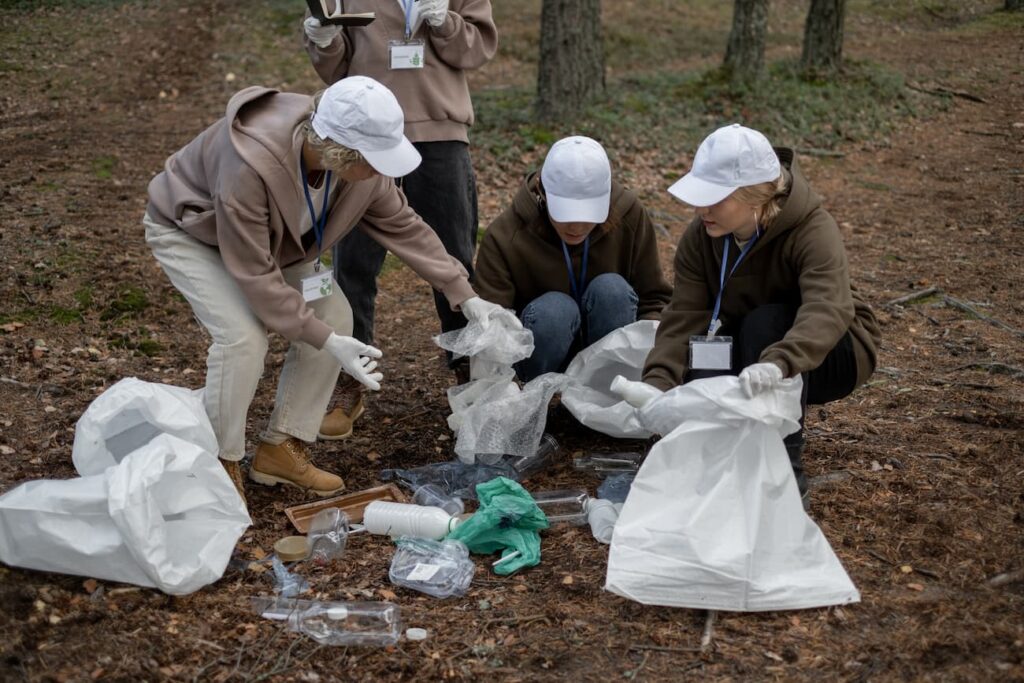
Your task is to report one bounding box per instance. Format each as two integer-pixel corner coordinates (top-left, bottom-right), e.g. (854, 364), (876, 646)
(541, 136), (611, 224)
(668, 124), (780, 207)
(311, 76), (421, 178)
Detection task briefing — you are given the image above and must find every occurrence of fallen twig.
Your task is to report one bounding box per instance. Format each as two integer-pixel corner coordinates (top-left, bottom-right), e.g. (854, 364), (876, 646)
(628, 644), (702, 654)
(943, 295), (1024, 337)
(700, 610), (716, 654)
(906, 82), (987, 103)
(886, 286), (940, 307)
(988, 569), (1024, 588)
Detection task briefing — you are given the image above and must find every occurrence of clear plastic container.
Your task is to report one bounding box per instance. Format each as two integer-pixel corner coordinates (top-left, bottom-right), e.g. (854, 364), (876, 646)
(389, 537), (475, 598)
(412, 484), (465, 517)
(531, 489), (590, 526)
(597, 472), (636, 504)
(306, 508), (349, 565)
(504, 434), (560, 480)
(271, 555), (309, 597)
(572, 451), (645, 473)
(252, 597), (400, 647)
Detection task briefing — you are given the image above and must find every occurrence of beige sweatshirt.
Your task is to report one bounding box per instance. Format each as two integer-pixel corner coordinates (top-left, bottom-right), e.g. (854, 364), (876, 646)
(146, 86), (475, 349)
(304, 0), (497, 143)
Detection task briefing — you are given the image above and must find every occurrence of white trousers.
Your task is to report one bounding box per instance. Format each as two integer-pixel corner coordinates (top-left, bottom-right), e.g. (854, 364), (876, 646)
(144, 214), (352, 461)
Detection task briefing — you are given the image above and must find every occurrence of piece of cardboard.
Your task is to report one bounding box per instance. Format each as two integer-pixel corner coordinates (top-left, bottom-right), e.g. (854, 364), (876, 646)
(306, 0), (375, 26)
(285, 484), (407, 533)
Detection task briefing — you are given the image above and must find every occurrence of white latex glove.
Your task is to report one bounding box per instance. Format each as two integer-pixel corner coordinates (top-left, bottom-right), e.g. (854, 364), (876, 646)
(610, 375), (663, 409)
(324, 333), (384, 390)
(460, 296), (524, 331)
(738, 362), (784, 398)
(304, 16), (342, 48)
(419, 0), (449, 27)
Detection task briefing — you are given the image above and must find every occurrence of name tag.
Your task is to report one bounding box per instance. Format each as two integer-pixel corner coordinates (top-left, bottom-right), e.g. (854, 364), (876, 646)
(690, 335), (733, 371)
(301, 271), (333, 302)
(389, 40), (425, 69)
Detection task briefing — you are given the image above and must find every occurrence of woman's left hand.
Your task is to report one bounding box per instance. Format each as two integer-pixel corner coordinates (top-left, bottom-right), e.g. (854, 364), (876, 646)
(738, 362), (784, 398)
(460, 296), (524, 331)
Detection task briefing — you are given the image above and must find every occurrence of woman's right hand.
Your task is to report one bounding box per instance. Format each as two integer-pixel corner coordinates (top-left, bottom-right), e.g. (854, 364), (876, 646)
(610, 375), (663, 409)
(324, 333), (383, 390)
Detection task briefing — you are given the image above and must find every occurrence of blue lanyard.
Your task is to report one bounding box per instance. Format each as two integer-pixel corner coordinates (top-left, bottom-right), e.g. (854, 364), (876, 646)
(560, 236), (590, 305)
(401, 0), (415, 39)
(708, 230), (761, 336)
(299, 156), (333, 271)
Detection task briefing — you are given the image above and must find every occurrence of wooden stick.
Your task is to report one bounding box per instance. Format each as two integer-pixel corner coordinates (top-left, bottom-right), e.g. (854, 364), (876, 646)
(885, 286), (940, 307)
(700, 610), (717, 653)
(943, 296), (1024, 337)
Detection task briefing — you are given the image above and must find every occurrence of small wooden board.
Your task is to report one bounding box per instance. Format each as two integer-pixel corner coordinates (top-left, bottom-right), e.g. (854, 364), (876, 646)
(284, 484), (407, 533)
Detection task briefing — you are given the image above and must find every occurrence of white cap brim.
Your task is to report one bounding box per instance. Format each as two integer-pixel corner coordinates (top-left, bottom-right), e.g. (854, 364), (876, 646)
(360, 136), (421, 178)
(667, 173), (736, 208)
(546, 192), (610, 224)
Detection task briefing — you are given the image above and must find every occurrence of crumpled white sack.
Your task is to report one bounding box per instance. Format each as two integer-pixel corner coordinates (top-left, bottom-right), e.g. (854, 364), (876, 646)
(605, 375), (860, 612)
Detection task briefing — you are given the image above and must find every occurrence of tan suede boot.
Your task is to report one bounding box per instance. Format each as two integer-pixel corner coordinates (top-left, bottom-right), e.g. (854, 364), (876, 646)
(249, 438), (345, 496)
(220, 459), (247, 508)
(318, 376), (365, 440)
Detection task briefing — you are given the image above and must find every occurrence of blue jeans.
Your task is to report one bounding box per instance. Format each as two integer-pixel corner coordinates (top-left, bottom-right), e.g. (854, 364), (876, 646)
(514, 273), (638, 382)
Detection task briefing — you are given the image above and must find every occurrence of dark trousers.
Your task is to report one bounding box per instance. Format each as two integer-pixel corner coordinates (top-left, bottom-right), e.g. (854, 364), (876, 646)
(333, 141), (478, 353)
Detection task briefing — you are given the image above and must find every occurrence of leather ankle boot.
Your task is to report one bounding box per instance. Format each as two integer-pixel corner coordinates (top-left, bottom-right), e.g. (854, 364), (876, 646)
(318, 377), (365, 440)
(249, 438), (344, 496)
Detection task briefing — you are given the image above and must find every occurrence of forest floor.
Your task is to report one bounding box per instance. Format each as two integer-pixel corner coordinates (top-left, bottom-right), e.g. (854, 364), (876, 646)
(0, 1), (1022, 681)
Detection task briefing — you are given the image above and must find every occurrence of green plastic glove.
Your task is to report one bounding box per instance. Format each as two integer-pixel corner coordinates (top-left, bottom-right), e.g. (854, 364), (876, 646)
(446, 477), (549, 575)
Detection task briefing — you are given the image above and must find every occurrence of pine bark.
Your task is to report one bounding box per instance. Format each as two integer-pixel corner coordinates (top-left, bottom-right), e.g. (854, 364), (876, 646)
(536, 0), (605, 121)
(723, 0), (769, 84)
(801, 0), (847, 73)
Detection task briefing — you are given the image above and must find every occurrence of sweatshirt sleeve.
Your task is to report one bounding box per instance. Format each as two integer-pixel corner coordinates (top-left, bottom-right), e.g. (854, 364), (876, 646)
(427, 0), (498, 70)
(302, 11), (353, 85)
(214, 189), (333, 349)
(624, 198), (672, 321)
(759, 212), (855, 377)
(641, 219), (713, 391)
(359, 179), (476, 308)
(472, 213), (517, 310)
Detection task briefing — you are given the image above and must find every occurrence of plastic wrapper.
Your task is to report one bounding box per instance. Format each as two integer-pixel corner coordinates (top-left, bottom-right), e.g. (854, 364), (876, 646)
(380, 460), (516, 500)
(389, 537), (475, 598)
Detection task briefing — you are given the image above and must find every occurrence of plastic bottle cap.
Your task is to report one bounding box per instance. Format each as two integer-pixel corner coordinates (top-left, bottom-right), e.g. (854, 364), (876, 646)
(405, 627), (428, 641)
(326, 606), (349, 620)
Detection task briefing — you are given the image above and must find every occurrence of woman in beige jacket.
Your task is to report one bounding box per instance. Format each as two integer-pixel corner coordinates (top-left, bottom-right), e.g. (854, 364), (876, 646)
(145, 76), (507, 506)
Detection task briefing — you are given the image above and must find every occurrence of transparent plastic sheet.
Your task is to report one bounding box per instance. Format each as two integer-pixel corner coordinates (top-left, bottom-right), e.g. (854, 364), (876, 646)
(433, 306), (533, 366)
(560, 320), (658, 439)
(271, 555), (309, 597)
(605, 375), (861, 612)
(452, 373), (568, 463)
(597, 472), (635, 504)
(306, 508), (349, 565)
(379, 461), (517, 500)
(388, 537), (475, 598)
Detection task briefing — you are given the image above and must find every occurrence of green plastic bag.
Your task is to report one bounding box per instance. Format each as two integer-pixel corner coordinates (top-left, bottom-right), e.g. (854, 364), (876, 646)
(446, 477), (549, 575)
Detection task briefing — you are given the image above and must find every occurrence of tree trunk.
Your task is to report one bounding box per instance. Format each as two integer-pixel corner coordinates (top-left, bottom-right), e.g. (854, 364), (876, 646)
(1007, 0), (1023, 11)
(801, 0), (847, 74)
(723, 0), (769, 84)
(536, 0), (605, 122)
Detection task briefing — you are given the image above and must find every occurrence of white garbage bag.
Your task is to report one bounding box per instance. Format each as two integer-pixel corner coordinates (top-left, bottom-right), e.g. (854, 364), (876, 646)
(561, 320), (657, 439)
(0, 433), (250, 595)
(72, 377), (217, 476)
(605, 375), (860, 611)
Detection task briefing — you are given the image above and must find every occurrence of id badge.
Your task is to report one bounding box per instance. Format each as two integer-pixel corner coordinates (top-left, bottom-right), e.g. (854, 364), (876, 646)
(690, 335), (733, 370)
(301, 271), (333, 302)
(389, 40), (425, 69)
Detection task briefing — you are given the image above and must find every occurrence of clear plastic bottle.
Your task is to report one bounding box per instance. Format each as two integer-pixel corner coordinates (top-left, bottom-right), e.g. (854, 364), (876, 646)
(572, 451), (645, 473)
(255, 599), (401, 647)
(504, 434), (560, 479)
(363, 501), (463, 540)
(412, 483), (465, 517)
(306, 508), (349, 564)
(531, 488), (590, 526)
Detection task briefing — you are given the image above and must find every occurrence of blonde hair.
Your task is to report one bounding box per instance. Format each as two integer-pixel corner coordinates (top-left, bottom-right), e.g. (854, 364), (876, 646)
(303, 91), (366, 173)
(731, 167), (792, 228)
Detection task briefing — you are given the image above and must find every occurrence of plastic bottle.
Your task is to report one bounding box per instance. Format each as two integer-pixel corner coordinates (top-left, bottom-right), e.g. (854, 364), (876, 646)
(572, 451), (645, 473)
(587, 499), (622, 544)
(596, 472), (636, 503)
(306, 508), (349, 564)
(288, 601), (401, 647)
(412, 484), (465, 517)
(389, 537), (475, 598)
(363, 501), (463, 540)
(504, 434), (560, 479)
(531, 489), (590, 526)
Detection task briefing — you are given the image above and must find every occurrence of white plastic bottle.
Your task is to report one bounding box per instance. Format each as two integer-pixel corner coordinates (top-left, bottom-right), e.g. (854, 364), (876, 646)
(363, 501), (463, 540)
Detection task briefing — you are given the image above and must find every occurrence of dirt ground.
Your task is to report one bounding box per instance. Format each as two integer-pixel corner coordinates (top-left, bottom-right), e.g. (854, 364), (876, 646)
(1, 1), (1022, 681)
